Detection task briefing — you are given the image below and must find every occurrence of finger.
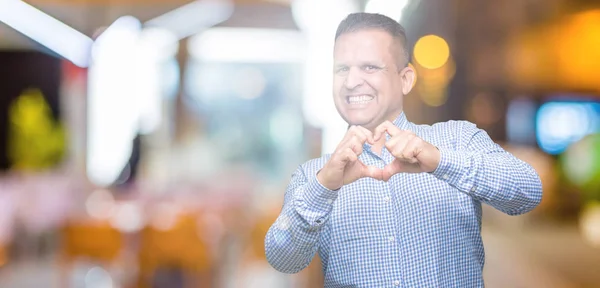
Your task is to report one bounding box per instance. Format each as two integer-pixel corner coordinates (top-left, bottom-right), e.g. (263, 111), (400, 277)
(373, 122), (387, 142)
(355, 126), (375, 144)
(374, 121), (402, 141)
(340, 147), (358, 164)
(346, 136), (363, 155)
(401, 137), (422, 163)
(383, 161), (402, 182)
(340, 126), (358, 145)
(332, 146), (356, 166)
(338, 135), (363, 155)
(339, 128), (373, 155)
(346, 125), (374, 145)
(384, 135), (401, 152)
(386, 134), (412, 159)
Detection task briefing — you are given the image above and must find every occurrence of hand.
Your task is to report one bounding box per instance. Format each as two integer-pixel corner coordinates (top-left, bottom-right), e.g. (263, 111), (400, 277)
(317, 126), (383, 190)
(374, 121), (441, 181)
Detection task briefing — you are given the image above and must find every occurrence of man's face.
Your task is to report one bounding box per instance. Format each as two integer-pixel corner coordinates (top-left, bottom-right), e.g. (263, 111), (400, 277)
(333, 29), (414, 130)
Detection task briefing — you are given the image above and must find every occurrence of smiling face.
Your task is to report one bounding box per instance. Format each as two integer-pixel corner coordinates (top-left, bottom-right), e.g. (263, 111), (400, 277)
(332, 29), (414, 131)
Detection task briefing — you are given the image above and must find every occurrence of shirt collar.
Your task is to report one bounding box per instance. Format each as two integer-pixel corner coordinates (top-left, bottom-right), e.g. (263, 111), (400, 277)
(344, 112), (410, 132)
(392, 111), (410, 131)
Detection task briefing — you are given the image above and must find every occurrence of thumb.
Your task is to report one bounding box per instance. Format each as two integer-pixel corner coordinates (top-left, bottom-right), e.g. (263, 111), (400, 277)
(383, 160), (402, 181)
(361, 164), (383, 181)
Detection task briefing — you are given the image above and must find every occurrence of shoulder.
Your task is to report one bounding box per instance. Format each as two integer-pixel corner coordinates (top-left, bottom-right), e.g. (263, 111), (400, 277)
(414, 119), (477, 133)
(290, 154), (331, 180)
(409, 119), (482, 149)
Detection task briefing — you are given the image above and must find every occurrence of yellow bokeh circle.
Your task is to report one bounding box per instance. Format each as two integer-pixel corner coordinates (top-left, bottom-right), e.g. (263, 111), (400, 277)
(413, 35), (450, 70)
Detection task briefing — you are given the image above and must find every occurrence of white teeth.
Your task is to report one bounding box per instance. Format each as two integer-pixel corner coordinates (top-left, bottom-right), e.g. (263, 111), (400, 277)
(348, 95), (374, 104)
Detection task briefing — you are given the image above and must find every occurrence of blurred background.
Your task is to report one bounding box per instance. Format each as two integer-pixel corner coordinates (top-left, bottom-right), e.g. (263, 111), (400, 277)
(0, 0), (599, 287)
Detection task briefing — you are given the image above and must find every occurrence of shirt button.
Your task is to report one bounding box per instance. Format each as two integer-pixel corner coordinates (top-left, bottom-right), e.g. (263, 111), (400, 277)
(388, 236), (395, 242)
(443, 174), (449, 180)
(394, 280), (400, 286)
(384, 196), (391, 203)
(315, 219), (323, 224)
(471, 186), (476, 192)
(327, 199), (333, 204)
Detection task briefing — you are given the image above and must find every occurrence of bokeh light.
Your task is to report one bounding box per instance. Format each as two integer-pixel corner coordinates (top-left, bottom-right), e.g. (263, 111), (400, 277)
(561, 134), (600, 199)
(467, 92), (502, 126)
(413, 56), (455, 107)
(364, 0), (410, 23)
(554, 10), (600, 91)
(413, 34), (450, 70)
(536, 101), (600, 155)
(580, 201), (600, 248)
(507, 9), (600, 92)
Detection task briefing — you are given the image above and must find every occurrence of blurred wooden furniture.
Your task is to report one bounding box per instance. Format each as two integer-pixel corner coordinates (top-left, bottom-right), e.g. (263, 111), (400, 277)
(0, 243), (7, 268)
(59, 220), (124, 287)
(137, 213), (213, 288)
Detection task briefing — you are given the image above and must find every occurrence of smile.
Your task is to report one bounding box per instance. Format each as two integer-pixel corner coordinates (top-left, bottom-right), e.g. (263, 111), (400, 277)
(347, 95), (374, 104)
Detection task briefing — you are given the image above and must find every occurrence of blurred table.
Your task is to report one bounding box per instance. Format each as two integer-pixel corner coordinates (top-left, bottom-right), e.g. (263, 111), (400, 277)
(482, 209), (600, 288)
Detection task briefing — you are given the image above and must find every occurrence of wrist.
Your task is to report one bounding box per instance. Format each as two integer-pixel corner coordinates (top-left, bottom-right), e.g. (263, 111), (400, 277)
(430, 148), (463, 182)
(316, 167), (342, 191)
(427, 145), (441, 173)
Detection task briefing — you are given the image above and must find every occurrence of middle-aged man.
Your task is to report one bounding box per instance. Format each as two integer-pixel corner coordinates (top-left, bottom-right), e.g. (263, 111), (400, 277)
(264, 12), (542, 287)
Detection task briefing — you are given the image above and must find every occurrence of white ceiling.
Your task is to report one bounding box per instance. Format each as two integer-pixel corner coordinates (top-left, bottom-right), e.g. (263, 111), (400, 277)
(0, 2), (299, 50)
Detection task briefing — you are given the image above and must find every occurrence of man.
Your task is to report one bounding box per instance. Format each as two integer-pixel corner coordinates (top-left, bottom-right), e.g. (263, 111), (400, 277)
(265, 12), (542, 287)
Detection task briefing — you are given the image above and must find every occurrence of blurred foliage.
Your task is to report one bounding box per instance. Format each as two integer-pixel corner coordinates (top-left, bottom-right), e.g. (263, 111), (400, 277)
(7, 88), (66, 171)
(560, 133), (600, 203)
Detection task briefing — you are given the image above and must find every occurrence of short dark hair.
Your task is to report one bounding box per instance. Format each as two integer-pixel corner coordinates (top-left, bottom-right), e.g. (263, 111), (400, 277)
(335, 13), (409, 68)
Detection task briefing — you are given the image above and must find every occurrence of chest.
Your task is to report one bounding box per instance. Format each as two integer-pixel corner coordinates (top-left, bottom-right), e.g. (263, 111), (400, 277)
(332, 173), (456, 215)
(327, 172), (476, 240)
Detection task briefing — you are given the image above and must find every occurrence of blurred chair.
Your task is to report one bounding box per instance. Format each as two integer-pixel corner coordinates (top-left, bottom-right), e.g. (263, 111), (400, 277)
(137, 213), (213, 288)
(246, 212), (324, 288)
(235, 204), (318, 288)
(59, 220), (124, 287)
(0, 243), (7, 269)
(248, 210), (274, 263)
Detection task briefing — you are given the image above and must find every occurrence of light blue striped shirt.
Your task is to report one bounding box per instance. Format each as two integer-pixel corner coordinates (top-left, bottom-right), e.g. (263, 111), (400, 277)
(265, 112), (542, 287)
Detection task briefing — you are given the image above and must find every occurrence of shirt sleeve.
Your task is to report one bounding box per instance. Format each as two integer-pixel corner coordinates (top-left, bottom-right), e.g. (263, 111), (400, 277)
(264, 165), (338, 273)
(431, 122), (543, 215)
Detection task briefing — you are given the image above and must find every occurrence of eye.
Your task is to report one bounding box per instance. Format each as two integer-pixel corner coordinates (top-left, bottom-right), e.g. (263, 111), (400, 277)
(364, 65), (380, 72)
(335, 66), (349, 75)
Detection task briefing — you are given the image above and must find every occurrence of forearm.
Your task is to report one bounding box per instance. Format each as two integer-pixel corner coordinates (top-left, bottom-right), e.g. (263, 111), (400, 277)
(265, 168), (337, 273)
(432, 147), (542, 215)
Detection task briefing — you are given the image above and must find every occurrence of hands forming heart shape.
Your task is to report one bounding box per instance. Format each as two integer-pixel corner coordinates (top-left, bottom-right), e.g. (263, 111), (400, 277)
(317, 121), (441, 191)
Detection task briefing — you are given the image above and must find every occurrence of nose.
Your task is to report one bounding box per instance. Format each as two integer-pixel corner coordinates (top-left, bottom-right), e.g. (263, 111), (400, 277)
(343, 67), (364, 90)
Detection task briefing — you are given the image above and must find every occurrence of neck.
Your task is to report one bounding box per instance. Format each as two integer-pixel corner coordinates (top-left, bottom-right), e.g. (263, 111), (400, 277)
(364, 110), (405, 131)
(388, 109), (404, 124)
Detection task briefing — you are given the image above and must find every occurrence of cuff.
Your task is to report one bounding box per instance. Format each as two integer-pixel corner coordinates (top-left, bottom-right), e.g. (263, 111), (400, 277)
(301, 172), (339, 225)
(430, 148), (466, 187)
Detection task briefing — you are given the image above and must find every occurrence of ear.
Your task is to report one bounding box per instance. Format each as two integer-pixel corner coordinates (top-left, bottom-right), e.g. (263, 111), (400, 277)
(400, 64), (416, 95)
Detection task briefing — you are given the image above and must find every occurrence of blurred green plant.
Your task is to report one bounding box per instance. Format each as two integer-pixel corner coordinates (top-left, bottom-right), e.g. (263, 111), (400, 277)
(7, 88), (66, 171)
(560, 133), (600, 202)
